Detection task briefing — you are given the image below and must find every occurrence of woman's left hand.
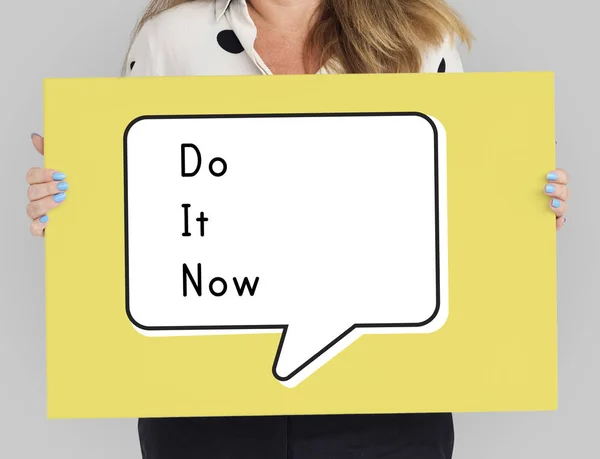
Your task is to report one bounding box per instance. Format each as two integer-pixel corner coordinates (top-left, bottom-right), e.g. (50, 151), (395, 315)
(544, 168), (570, 230)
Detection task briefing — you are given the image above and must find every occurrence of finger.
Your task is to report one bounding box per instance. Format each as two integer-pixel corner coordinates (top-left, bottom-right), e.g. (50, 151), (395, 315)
(25, 167), (66, 185)
(546, 168), (569, 185)
(549, 198), (567, 218)
(31, 133), (44, 155)
(30, 215), (49, 237)
(556, 216), (567, 231)
(26, 192), (66, 220)
(543, 183), (569, 201)
(27, 180), (69, 201)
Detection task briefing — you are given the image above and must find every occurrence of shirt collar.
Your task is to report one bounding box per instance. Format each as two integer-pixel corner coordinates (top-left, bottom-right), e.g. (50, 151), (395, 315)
(214, 0), (334, 74)
(215, 0), (234, 21)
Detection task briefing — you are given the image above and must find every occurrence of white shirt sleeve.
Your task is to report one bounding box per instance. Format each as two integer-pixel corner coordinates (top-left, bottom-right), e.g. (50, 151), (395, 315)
(420, 34), (464, 73)
(124, 20), (161, 77)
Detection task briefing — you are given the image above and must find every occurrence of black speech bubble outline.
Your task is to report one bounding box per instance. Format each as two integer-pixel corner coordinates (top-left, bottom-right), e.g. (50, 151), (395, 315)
(123, 112), (442, 383)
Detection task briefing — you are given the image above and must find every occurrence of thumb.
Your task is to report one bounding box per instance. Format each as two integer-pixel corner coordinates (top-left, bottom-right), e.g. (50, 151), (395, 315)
(31, 133), (44, 156)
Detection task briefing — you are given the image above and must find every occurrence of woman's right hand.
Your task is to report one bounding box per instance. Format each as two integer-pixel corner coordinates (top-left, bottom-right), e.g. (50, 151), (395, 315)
(26, 134), (68, 237)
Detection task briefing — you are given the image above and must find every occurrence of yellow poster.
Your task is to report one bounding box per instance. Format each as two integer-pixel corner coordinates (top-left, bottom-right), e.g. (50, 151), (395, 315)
(44, 72), (557, 419)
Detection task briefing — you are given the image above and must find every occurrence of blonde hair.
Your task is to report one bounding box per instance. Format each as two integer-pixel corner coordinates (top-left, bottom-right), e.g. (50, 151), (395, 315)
(123, 0), (472, 75)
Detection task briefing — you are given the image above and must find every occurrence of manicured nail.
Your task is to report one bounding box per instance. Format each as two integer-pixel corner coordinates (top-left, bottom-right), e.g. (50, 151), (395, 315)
(551, 198), (560, 208)
(40, 215), (49, 224)
(53, 192), (66, 203)
(545, 184), (555, 193)
(546, 171), (558, 181)
(31, 132), (39, 139)
(563, 217), (567, 224)
(57, 182), (69, 191)
(52, 172), (66, 181)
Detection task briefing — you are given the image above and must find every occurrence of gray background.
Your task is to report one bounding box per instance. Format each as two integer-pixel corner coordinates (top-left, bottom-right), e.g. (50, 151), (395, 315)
(0, 0), (597, 457)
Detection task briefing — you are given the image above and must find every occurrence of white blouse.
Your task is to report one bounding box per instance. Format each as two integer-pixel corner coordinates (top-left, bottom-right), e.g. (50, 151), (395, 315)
(125, 0), (464, 77)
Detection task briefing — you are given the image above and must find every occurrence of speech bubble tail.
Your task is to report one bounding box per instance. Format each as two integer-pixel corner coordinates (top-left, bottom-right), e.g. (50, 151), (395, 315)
(272, 323), (361, 388)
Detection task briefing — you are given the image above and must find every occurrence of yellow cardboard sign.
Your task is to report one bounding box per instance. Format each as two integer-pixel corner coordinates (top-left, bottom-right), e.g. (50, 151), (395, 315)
(44, 72), (557, 419)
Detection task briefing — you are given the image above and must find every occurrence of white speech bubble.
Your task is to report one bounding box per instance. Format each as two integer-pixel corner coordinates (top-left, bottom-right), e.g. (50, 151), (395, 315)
(124, 113), (447, 388)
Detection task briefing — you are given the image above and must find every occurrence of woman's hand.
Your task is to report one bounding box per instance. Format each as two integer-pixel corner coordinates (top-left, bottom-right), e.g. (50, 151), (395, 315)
(25, 134), (68, 237)
(544, 168), (569, 231)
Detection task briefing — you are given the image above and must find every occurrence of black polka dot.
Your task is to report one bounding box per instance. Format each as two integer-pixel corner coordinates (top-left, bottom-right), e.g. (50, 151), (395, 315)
(217, 30), (244, 54)
(130, 61), (136, 71)
(437, 58), (446, 73)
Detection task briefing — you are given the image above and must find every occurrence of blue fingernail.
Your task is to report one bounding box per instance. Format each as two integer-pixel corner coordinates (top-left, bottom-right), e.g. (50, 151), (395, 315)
(40, 215), (49, 223)
(53, 192), (66, 203)
(57, 182), (69, 191)
(52, 172), (66, 181)
(546, 172), (558, 181)
(551, 198), (560, 208)
(545, 184), (555, 193)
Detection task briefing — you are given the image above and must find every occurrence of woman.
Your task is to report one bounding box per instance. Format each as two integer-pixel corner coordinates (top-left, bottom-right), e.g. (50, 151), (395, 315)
(25, 0), (570, 458)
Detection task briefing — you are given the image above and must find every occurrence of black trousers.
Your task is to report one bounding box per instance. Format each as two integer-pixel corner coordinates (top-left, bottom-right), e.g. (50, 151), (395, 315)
(139, 413), (454, 459)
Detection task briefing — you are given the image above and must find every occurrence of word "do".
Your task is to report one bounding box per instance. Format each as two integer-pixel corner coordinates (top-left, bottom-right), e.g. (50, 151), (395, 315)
(181, 143), (227, 178)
